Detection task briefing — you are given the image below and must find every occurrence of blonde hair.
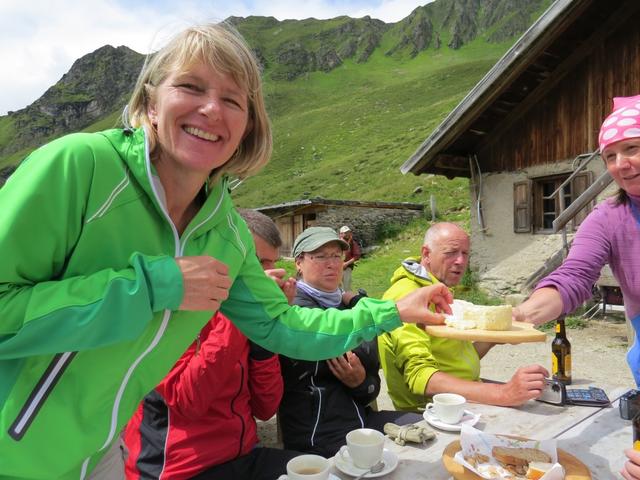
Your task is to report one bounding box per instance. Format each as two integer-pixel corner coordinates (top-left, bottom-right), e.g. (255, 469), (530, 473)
(126, 22), (272, 183)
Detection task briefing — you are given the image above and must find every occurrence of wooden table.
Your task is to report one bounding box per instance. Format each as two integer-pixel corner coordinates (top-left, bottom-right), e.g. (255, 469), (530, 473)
(330, 387), (630, 479)
(556, 389), (631, 479)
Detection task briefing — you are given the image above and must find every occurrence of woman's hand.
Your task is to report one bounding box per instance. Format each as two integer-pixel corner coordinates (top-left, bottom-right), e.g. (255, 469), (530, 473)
(327, 351), (366, 388)
(265, 268), (297, 304)
(622, 448), (640, 480)
(176, 256), (231, 311)
(513, 287), (564, 326)
(395, 284), (453, 326)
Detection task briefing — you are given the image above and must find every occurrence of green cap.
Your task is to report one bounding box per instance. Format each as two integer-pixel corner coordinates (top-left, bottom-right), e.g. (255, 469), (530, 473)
(292, 227), (349, 257)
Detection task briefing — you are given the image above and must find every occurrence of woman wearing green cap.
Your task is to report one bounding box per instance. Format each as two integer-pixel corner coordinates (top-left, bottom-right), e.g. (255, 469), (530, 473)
(278, 227), (424, 456)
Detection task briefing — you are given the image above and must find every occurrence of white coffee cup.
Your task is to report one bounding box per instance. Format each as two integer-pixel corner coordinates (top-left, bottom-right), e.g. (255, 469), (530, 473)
(339, 428), (385, 469)
(425, 393), (466, 424)
(285, 454), (330, 480)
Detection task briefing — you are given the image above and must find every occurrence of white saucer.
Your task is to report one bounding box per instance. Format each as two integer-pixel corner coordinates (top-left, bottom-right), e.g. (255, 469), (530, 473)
(333, 448), (398, 478)
(422, 409), (480, 432)
(278, 474), (340, 480)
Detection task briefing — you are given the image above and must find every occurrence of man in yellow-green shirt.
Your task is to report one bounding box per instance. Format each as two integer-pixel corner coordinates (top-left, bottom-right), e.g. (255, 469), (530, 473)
(378, 223), (548, 411)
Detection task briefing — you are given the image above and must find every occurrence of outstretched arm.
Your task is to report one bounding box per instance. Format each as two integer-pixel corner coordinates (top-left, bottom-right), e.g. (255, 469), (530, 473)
(513, 287), (564, 326)
(426, 364), (549, 407)
(395, 283), (453, 325)
(221, 256), (453, 361)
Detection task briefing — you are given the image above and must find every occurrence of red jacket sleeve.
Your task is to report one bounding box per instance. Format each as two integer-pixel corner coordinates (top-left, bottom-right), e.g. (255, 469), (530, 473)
(156, 313), (243, 419)
(247, 347), (283, 420)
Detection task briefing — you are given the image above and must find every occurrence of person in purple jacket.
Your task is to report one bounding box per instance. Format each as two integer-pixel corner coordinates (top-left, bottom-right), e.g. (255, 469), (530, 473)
(513, 94), (640, 480)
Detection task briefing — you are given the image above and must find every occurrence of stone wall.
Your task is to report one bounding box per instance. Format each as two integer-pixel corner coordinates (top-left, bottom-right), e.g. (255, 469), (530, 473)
(470, 159), (616, 297)
(313, 206), (423, 249)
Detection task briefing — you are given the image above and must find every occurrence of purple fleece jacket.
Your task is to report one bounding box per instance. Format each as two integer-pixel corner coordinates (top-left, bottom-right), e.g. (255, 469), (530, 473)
(536, 193), (640, 383)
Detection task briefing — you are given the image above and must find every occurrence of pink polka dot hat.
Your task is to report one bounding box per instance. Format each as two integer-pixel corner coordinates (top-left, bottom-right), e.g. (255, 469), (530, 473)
(599, 94), (640, 152)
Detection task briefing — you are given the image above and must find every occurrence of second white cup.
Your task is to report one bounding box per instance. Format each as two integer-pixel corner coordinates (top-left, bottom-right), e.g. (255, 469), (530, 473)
(426, 393), (466, 424)
(339, 428), (385, 469)
(286, 454), (330, 480)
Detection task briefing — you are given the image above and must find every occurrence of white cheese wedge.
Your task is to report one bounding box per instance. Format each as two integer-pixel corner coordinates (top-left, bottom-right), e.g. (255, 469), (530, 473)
(462, 304), (513, 331)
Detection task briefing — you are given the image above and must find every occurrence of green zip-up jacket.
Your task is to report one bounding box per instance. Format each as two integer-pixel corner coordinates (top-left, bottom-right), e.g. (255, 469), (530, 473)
(378, 259), (480, 411)
(0, 128), (401, 479)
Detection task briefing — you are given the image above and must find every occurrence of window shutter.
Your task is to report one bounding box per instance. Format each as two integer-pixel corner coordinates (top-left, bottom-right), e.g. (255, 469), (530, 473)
(571, 171), (593, 229)
(513, 180), (532, 233)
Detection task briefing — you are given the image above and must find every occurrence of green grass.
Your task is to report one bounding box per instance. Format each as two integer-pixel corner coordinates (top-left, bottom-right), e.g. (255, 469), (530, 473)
(233, 51), (500, 208)
(539, 316), (588, 332)
(1, 3), (549, 213)
(81, 110), (123, 133)
(228, 3), (550, 208)
(0, 8), (527, 207)
(0, 117), (15, 148)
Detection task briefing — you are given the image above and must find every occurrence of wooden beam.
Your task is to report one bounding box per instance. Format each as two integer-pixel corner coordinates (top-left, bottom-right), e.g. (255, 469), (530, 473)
(433, 154), (469, 171)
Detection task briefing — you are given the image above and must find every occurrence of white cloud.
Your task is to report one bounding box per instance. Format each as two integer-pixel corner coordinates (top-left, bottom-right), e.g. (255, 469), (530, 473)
(364, 0), (425, 22)
(0, 0), (429, 115)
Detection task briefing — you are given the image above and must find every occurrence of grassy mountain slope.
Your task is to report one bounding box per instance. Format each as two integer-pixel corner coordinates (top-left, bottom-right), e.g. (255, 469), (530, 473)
(233, 43), (503, 211)
(0, 0), (552, 210)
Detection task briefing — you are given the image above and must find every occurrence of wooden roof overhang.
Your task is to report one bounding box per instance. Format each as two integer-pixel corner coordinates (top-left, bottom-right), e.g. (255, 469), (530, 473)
(401, 0), (640, 179)
(256, 198), (424, 218)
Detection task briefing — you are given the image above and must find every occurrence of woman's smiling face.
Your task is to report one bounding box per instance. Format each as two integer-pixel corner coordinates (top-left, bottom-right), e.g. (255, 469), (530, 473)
(602, 138), (640, 196)
(148, 61), (250, 179)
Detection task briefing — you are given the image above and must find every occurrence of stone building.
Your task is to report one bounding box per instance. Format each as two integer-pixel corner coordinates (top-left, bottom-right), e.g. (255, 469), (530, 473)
(256, 198), (424, 257)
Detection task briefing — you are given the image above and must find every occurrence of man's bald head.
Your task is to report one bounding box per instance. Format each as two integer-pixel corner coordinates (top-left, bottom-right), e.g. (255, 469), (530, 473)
(421, 223), (470, 287)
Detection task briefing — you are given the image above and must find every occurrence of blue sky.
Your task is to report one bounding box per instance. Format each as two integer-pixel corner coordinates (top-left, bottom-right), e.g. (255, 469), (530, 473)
(0, 0), (430, 115)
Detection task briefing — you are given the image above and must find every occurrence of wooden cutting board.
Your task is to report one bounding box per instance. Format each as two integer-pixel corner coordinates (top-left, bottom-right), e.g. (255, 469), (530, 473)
(425, 321), (547, 343)
(442, 439), (591, 480)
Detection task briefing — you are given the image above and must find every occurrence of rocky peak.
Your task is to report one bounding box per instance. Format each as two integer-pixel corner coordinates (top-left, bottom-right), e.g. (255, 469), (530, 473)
(269, 16), (389, 80)
(387, 0), (545, 55)
(0, 0), (550, 163)
(3, 45), (144, 157)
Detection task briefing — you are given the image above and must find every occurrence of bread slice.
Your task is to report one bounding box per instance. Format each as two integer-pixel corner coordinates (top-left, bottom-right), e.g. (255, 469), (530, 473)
(492, 446), (552, 467)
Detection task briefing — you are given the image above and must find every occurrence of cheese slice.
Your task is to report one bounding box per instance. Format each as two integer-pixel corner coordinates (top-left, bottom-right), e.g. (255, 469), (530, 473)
(443, 300), (513, 331)
(463, 304), (512, 331)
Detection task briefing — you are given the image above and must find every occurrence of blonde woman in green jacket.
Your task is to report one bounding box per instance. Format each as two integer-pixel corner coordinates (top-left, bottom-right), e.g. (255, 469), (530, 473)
(0, 23), (452, 479)
(378, 223), (548, 412)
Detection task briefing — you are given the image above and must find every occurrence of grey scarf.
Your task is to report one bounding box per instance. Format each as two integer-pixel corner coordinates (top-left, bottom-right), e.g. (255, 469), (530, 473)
(296, 280), (343, 308)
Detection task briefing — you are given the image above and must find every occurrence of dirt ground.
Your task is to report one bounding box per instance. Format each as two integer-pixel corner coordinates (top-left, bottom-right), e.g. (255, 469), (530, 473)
(257, 312), (634, 447)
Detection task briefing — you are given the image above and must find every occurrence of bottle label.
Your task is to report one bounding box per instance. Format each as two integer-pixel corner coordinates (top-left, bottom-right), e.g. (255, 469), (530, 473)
(635, 439), (640, 451)
(556, 323), (561, 333)
(552, 353), (571, 378)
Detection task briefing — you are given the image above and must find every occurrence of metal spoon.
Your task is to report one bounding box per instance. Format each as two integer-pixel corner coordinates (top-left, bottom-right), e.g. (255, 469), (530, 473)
(353, 460), (385, 480)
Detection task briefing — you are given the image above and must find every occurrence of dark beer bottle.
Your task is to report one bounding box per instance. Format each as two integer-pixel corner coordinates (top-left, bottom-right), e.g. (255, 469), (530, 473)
(551, 316), (572, 385)
(634, 413), (640, 451)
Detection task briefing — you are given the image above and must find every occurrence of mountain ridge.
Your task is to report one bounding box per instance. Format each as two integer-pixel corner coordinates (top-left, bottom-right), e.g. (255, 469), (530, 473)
(0, 0), (551, 206)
